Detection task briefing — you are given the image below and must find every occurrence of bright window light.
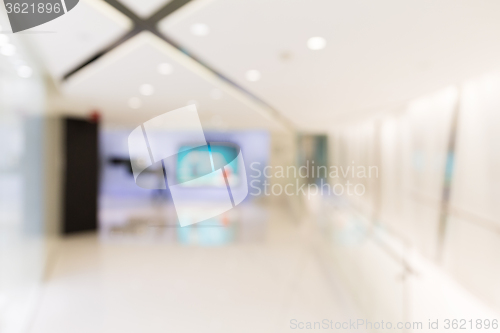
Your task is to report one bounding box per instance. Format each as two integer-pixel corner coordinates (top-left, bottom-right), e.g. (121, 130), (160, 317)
(0, 44), (16, 56)
(0, 35), (9, 46)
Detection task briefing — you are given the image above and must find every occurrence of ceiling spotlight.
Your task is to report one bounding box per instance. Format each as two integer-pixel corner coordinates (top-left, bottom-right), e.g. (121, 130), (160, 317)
(0, 44), (16, 56)
(307, 36), (326, 50)
(245, 70), (261, 82)
(139, 84), (154, 96)
(210, 88), (222, 100)
(190, 23), (209, 36)
(128, 97), (142, 109)
(17, 65), (32, 78)
(158, 63), (173, 75)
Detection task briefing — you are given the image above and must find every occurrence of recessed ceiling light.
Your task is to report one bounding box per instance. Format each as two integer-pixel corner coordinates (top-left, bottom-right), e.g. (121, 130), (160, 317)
(307, 36), (326, 50)
(190, 23), (209, 36)
(0, 44), (16, 56)
(210, 88), (223, 100)
(245, 70), (261, 82)
(158, 63), (173, 75)
(17, 65), (32, 78)
(139, 84), (154, 96)
(128, 97), (142, 109)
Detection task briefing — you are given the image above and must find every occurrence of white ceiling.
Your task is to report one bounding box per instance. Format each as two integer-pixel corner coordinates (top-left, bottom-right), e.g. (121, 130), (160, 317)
(58, 32), (284, 131)
(17, 0), (286, 131)
(26, 0), (131, 79)
(159, 0), (500, 130)
(16, 0), (500, 131)
(118, 0), (172, 18)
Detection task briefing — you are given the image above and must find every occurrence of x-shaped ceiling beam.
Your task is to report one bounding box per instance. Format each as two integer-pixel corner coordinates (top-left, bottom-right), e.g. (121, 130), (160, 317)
(63, 0), (193, 80)
(62, 0), (294, 130)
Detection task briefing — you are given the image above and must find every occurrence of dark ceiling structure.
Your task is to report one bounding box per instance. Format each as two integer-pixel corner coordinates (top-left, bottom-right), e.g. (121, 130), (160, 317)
(62, 0), (290, 128)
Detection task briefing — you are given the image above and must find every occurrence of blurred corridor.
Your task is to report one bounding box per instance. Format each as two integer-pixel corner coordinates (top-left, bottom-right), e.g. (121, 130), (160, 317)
(28, 204), (362, 333)
(1, 1), (500, 332)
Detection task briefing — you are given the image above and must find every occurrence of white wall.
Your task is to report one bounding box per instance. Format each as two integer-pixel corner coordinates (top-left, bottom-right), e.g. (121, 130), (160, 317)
(444, 71), (500, 312)
(323, 76), (500, 330)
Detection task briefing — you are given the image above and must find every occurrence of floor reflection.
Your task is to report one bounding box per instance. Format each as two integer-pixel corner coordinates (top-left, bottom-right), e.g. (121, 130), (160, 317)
(30, 202), (361, 333)
(99, 198), (269, 245)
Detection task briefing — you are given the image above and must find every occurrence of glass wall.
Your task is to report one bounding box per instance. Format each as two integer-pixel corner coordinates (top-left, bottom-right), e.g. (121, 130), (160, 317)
(0, 17), (48, 333)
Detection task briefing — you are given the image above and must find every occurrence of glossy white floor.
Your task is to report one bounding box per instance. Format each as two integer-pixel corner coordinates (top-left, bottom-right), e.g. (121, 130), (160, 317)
(27, 202), (360, 333)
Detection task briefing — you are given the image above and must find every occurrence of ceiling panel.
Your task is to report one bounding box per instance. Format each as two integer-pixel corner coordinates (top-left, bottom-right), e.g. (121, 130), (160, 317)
(59, 32), (284, 131)
(159, 0), (500, 130)
(26, 0), (132, 79)
(117, 0), (173, 18)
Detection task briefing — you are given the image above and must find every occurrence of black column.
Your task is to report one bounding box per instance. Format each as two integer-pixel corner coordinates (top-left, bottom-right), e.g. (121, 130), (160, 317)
(62, 117), (99, 235)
